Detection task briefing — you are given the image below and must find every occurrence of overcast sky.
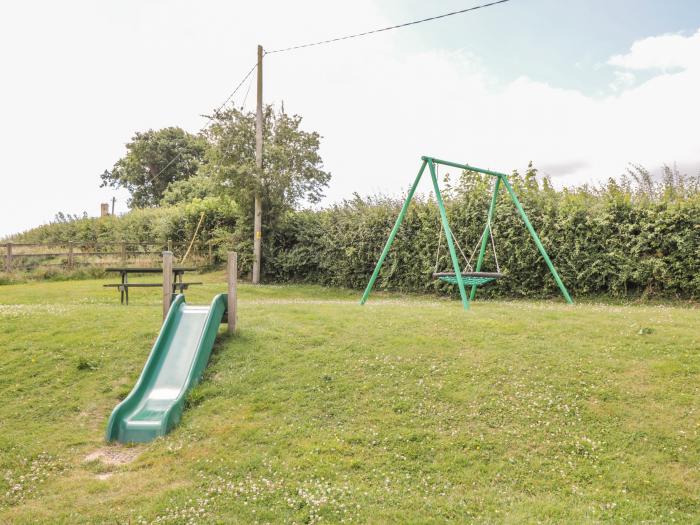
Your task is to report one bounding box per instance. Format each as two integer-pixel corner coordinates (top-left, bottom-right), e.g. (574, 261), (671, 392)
(2, 0), (699, 238)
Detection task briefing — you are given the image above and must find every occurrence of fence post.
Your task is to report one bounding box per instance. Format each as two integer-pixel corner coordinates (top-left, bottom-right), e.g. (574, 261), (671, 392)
(208, 242), (213, 265)
(167, 239), (172, 253)
(227, 252), (237, 334)
(68, 242), (74, 269)
(120, 242), (127, 264)
(163, 251), (173, 321)
(5, 243), (11, 272)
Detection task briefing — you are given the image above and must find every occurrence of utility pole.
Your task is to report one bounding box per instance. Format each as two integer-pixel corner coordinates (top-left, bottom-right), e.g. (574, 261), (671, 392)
(252, 44), (263, 284)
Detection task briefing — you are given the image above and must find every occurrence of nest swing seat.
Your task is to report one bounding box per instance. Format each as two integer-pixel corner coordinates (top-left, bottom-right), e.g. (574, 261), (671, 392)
(432, 271), (503, 286)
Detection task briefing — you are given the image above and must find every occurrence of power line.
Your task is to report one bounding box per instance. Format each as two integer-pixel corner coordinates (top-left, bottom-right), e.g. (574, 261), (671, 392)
(143, 0), (513, 187)
(241, 72), (255, 110)
(211, 62), (257, 115)
(143, 61), (257, 187)
(265, 0), (511, 54)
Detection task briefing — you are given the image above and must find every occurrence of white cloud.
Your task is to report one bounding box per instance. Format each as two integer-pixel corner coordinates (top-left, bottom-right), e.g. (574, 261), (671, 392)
(609, 71), (636, 92)
(1, 2), (699, 237)
(271, 30), (700, 197)
(608, 29), (700, 71)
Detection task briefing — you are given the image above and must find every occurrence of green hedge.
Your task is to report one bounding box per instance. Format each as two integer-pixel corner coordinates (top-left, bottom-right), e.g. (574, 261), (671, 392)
(12, 176), (700, 299)
(264, 178), (700, 300)
(15, 197), (239, 246)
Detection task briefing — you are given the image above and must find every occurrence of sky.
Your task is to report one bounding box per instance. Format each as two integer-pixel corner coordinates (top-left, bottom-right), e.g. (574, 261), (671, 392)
(1, 0), (699, 237)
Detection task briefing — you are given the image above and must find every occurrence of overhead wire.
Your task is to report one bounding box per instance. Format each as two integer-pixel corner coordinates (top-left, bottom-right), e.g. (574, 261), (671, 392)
(241, 72), (255, 110)
(265, 0), (511, 54)
(211, 62), (258, 115)
(143, 0), (512, 186)
(143, 61), (257, 188)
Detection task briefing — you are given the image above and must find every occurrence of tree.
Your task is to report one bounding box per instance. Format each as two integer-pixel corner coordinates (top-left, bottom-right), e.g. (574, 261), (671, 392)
(101, 127), (207, 207)
(202, 105), (331, 260)
(161, 174), (218, 206)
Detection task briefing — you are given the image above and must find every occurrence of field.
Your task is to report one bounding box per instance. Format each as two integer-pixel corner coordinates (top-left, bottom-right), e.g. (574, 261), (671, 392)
(0, 273), (699, 523)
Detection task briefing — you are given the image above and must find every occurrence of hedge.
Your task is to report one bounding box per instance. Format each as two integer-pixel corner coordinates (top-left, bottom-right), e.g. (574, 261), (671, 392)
(11, 174), (700, 299)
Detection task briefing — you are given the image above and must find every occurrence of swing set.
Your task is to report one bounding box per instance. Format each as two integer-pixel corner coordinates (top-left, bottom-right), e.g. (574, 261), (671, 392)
(360, 156), (573, 310)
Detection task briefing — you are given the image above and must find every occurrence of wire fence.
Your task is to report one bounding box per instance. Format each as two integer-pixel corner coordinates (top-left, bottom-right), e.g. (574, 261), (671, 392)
(1, 240), (226, 273)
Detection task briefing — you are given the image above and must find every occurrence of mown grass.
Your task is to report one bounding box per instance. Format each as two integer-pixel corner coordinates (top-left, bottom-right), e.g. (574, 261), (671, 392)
(0, 274), (699, 523)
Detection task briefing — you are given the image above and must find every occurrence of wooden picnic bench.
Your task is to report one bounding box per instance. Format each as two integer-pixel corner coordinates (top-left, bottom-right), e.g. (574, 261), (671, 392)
(104, 267), (202, 304)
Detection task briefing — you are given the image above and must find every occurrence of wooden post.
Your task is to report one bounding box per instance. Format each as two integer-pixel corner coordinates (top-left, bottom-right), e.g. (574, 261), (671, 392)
(227, 252), (238, 334)
(120, 242), (127, 264)
(252, 44), (263, 284)
(68, 242), (74, 269)
(5, 243), (11, 272)
(167, 238), (173, 253)
(208, 242), (213, 265)
(162, 251), (173, 321)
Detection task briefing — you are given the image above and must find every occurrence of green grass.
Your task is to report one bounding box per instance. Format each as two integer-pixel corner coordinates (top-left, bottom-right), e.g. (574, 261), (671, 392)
(0, 273), (699, 523)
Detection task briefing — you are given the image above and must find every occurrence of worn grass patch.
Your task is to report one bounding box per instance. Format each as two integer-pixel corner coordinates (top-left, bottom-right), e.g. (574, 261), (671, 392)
(0, 274), (698, 523)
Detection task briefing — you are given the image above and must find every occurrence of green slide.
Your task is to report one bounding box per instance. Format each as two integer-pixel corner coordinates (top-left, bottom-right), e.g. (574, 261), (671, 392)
(106, 294), (228, 443)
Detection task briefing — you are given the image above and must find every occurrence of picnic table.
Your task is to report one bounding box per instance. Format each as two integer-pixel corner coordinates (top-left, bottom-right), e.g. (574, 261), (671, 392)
(104, 267), (201, 304)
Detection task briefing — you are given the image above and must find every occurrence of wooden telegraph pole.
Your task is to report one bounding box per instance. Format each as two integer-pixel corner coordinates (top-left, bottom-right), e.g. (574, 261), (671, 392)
(252, 44), (264, 284)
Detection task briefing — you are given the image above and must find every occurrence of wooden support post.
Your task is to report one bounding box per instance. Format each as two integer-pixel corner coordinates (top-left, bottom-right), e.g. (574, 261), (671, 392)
(5, 243), (12, 272)
(68, 242), (74, 269)
(120, 242), (127, 264)
(167, 239), (173, 253)
(162, 251), (173, 321)
(227, 252), (238, 334)
(252, 44), (263, 284)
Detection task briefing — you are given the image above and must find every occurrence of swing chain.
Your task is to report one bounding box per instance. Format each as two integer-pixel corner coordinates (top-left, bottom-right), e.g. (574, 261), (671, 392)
(465, 206), (500, 273)
(433, 175), (500, 274)
(451, 229), (473, 272)
(434, 218), (474, 273)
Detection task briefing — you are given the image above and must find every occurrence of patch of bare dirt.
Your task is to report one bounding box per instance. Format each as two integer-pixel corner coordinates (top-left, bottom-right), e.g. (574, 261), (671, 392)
(85, 446), (141, 466)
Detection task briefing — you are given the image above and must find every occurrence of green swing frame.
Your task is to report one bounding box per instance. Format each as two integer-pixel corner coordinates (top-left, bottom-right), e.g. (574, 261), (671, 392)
(359, 156), (574, 310)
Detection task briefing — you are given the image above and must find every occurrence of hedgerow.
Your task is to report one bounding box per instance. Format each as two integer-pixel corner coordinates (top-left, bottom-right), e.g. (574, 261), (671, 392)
(11, 167), (700, 299)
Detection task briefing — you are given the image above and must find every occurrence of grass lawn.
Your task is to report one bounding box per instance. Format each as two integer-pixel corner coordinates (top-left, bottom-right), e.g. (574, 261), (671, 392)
(0, 273), (699, 523)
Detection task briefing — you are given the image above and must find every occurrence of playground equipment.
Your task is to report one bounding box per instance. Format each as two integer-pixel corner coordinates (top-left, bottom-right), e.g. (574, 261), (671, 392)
(106, 252), (238, 443)
(360, 156), (573, 310)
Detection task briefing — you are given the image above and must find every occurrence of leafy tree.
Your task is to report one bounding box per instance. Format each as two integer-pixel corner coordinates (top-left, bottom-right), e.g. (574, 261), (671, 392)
(202, 105), (331, 276)
(161, 174), (218, 206)
(101, 127), (207, 207)
(202, 105), (331, 221)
